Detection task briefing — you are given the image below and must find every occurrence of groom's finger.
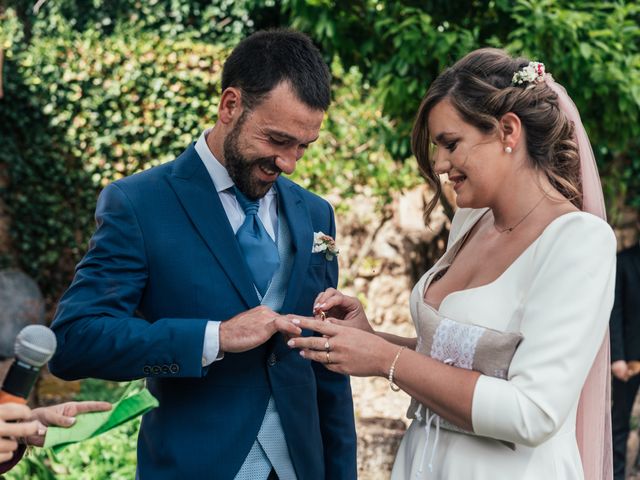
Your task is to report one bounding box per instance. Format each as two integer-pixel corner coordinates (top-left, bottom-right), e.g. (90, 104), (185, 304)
(292, 316), (339, 336)
(272, 317), (302, 337)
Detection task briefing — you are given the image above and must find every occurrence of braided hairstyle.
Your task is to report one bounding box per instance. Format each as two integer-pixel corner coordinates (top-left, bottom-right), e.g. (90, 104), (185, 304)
(413, 48), (582, 217)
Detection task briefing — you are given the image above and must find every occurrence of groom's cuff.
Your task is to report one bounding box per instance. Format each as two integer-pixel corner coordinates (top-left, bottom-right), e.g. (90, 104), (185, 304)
(202, 321), (224, 367)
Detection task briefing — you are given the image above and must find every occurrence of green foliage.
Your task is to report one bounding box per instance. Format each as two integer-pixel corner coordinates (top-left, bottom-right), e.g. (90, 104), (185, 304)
(292, 59), (421, 207)
(505, 0), (640, 215)
(0, 57), (97, 296)
(21, 31), (225, 184)
(3, 0), (255, 45)
(0, 5), (22, 48)
(1, 24), (226, 299)
(282, 0), (481, 157)
(281, 0), (640, 213)
(5, 380), (141, 480)
(6, 418), (140, 480)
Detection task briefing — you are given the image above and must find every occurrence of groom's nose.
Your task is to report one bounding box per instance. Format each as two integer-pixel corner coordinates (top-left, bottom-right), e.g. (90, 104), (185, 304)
(275, 153), (297, 175)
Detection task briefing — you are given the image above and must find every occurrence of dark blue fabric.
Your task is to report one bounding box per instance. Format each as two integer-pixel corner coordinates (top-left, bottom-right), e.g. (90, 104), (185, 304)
(49, 144), (357, 480)
(233, 186), (280, 296)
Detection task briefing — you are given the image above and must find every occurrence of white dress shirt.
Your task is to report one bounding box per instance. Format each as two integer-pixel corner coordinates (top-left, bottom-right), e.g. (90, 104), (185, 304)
(195, 129), (279, 366)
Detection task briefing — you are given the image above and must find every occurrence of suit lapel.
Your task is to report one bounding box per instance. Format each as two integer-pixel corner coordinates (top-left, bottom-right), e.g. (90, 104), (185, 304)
(277, 178), (313, 314)
(165, 145), (259, 309)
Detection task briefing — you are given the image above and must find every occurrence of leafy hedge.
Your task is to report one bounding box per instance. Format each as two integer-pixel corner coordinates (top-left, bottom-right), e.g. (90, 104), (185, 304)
(0, 30), (224, 300)
(283, 0), (640, 210)
(5, 380), (139, 480)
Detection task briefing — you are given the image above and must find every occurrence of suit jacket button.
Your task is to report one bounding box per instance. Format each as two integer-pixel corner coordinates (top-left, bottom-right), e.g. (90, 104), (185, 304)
(169, 363), (179, 374)
(143, 366), (151, 375)
(161, 365), (170, 374)
(152, 366), (161, 375)
(268, 353), (277, 366)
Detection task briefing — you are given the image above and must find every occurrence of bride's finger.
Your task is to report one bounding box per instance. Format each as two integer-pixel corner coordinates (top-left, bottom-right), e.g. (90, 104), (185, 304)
(313, 288), (340, 310)
(313, 295), (349, 315)
(287, 335), (332, 351)
(298, 348), (340, 366)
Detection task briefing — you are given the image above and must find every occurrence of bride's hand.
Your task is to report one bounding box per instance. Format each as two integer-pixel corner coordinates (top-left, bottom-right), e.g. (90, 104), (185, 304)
(287, 317), (393, 378)
(313, 288), (374, 334)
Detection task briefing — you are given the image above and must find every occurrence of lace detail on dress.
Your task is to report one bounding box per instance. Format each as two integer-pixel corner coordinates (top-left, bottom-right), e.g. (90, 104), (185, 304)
(430, 317), (484, 370)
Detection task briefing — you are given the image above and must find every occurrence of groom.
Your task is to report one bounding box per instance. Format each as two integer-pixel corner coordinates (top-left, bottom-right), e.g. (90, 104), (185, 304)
(49, 30), (357, 479)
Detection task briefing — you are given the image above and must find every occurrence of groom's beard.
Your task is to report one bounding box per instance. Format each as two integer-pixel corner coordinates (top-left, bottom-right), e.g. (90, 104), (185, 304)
(224, 126), (281, 201)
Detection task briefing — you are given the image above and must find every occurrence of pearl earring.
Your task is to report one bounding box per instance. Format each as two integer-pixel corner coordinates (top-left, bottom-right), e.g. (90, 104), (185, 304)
(504, 146), (513, 154)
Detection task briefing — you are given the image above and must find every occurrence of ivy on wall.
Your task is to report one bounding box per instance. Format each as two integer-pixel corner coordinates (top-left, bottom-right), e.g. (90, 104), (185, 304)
(0, 31), (226, 300)
(0, 59), (96, 297)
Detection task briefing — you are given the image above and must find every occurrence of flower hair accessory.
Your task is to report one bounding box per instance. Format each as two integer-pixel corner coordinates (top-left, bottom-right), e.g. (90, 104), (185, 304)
(312, 231), (339, 261)
(512, 61), (547, 86)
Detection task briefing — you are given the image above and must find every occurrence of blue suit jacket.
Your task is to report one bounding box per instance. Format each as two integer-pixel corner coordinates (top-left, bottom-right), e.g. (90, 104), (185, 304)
(49, 145), (357, 479)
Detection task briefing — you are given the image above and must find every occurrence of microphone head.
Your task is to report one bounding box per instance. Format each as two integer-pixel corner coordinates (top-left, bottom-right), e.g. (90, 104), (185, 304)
(14, 325), (57, 367)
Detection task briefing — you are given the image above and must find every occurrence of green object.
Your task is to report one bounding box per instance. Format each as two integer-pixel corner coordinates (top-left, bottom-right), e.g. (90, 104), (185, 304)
(43, 385), (158, 453)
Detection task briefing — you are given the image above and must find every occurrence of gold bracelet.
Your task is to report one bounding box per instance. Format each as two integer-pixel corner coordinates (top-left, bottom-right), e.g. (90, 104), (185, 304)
(388, 346), (406, 392)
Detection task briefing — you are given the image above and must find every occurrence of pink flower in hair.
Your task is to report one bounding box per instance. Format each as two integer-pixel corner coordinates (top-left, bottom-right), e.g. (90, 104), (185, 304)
(512, 62), (547, 86)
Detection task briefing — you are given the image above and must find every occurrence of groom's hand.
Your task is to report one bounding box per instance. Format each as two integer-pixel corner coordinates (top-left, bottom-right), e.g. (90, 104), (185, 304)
(219, 306), (302, 353)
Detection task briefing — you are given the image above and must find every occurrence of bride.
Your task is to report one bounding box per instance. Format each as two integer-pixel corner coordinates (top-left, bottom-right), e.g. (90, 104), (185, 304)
(288, 48), (615, 479)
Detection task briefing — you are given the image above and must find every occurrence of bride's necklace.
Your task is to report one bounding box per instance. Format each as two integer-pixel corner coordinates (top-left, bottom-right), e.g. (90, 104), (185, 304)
(493, 194), (547, 234)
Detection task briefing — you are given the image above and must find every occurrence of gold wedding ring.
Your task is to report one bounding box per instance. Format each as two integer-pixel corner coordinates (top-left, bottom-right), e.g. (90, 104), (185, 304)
(319, 310), (327, 321)
(324, 340), (331, 352)
(326, 351), (331, 364)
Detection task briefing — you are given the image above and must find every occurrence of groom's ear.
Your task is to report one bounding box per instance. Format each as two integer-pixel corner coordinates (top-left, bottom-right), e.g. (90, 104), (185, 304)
(218, 87), (243, 125)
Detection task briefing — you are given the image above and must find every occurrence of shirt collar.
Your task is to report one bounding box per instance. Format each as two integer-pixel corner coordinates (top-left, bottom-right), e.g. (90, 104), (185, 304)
(194, 129), (276, 198)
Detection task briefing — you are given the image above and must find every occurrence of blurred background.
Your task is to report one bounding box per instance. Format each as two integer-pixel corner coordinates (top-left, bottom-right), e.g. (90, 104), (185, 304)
(0, 0), (638, 478)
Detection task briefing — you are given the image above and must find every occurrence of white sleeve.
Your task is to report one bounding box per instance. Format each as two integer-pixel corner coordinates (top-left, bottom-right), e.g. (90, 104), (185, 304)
(201, 321), (224, 367)
(471, 213), (616, 447)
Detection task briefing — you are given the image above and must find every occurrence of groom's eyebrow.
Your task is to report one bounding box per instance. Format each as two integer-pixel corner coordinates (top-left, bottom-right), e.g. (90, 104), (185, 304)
(267, 129), (319, 145)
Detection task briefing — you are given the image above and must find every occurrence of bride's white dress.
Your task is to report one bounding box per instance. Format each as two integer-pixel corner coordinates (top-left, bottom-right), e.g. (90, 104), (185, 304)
(391, 208), (616, 479)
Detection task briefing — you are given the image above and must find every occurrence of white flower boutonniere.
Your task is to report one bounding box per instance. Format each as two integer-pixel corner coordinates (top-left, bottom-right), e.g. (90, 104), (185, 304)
(312, 231), (340, 261)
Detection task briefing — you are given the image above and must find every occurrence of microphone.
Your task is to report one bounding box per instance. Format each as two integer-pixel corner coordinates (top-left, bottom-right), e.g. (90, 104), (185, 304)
(0, 325), (57, 404)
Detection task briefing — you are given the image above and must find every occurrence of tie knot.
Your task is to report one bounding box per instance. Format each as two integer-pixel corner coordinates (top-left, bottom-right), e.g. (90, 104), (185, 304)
(233, 187), (260, 216)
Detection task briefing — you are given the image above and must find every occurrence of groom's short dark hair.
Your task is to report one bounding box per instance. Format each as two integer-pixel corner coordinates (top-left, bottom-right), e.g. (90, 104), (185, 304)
(221, 29), (331, 111)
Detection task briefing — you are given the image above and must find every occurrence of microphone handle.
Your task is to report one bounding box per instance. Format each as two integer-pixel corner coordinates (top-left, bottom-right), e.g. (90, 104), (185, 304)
(0, 391), (27, 405)
(0, 360), (40, 404)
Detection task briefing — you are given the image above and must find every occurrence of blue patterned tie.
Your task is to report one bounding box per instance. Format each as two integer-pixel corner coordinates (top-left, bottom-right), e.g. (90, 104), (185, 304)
(234, 187), (280, 296)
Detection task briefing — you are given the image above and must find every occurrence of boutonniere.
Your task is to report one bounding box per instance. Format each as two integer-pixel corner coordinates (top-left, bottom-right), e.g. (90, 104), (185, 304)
(312, 231), (339, 261)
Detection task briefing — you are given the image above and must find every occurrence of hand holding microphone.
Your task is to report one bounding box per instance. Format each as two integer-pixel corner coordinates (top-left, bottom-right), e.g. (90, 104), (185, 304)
(0, 325), (57, 405)
(0, 325), (55, 465)
(0, 403), (39, 463)
(0, 325), (111, 461)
